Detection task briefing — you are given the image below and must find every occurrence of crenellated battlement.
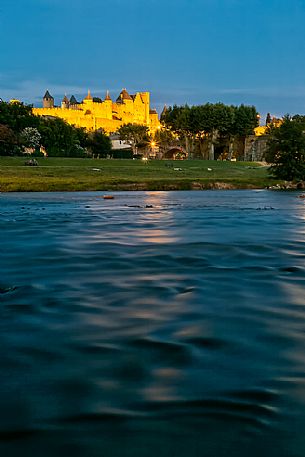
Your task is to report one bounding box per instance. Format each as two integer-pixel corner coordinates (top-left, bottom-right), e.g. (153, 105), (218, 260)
(33, 89), (160, 134)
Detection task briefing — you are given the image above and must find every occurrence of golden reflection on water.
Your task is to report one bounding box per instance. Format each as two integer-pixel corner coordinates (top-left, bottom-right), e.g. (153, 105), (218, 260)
(137, 192), (179, 244)
(280, 282), (305, 308)
(143, 367), (184, 402)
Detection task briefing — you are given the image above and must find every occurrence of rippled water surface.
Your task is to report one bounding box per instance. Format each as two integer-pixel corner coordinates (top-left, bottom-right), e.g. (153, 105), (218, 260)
(2, 190), (305, 456)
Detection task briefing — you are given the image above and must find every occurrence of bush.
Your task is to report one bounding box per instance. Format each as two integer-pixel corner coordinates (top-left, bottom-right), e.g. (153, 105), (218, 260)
(112, 149), (133, 159)
(266, 115), (305, 181)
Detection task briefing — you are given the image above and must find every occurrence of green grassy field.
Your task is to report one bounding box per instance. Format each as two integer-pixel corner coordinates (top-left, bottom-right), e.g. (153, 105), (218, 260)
(0, 157), (278, 192)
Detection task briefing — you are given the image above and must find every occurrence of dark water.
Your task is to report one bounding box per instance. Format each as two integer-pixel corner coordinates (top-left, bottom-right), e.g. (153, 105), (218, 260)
(1, 190), (305, 457)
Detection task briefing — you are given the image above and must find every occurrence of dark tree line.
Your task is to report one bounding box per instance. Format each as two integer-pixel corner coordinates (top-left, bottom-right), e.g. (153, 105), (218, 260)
(161, 103), (259, 159)
(0, 101), (111, 157)
(3, 100), (305, 180)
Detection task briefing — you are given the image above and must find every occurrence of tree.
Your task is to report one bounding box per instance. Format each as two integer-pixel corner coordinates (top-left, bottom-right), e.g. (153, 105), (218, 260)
(117, 123), (149, 154)
(232, 105), (259, 136)
(188, 104), (210, 158)
(0, 101), (38, 132)
(153, 127), (176, 148)
(266, 115), (305, 180)
(162, 103), (259, 160)
(74, 126), (88, 148)
(266, 113), (272, 126)
(161, 105), (194, 157)
(87, 129), (112, 157)
(0, 101), (89, 157)
(38, 117), (86, 157)
(20, 127), (41, 150)
(229, 105), (259, 159)
(190, 103), (235, 159)
(0, 124), (18, 155)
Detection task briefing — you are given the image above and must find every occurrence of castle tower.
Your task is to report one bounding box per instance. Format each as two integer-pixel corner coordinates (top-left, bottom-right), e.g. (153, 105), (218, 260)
(105, 90), (111, 101)
(116, 88), (132, 102)
(83, 89), (93, 105)
(43, 90), (54, 108)
(61, 95), (70, 109)
(104, 90), (112, 119)
(116, 89), (133, 122)
(70, 95), (78, 104)
(69, 95), (78, 109)
(140, 92), (150, 125)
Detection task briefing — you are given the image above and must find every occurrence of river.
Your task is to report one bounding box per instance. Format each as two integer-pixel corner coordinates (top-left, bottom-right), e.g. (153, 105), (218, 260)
(1, 190), (305, 456)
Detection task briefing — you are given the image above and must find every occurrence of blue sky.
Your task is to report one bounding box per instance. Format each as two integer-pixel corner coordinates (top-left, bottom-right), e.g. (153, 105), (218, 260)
(1, 0), (305, 120)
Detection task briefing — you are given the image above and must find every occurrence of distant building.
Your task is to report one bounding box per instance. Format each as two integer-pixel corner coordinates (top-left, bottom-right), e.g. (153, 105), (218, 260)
(33, 89), (160, 134)
(110, 133), (132, 150)
(42, 90), (54, 109)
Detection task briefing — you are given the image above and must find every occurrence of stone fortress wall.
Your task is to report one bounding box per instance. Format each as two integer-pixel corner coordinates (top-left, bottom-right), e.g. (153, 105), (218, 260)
(33, 89), (160, 134)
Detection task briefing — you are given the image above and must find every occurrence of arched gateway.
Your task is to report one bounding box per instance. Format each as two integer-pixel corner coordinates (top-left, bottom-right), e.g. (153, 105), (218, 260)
(162, 147), (187, 160)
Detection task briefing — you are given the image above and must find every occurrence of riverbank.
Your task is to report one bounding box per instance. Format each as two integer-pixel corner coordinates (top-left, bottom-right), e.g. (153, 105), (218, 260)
(0, 157), (280, 191)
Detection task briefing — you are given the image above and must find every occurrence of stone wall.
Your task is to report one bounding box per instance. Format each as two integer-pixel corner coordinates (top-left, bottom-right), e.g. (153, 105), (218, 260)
(33, 90), (160, 135)
(244, 135), (269, 161)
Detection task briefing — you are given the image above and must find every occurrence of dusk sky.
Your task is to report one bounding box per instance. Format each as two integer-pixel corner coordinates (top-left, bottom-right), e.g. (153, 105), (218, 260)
(1, 0), (305, 120)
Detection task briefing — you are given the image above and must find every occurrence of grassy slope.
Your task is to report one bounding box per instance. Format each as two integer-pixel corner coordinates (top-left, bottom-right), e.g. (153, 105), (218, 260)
(0, 157), (276, 192)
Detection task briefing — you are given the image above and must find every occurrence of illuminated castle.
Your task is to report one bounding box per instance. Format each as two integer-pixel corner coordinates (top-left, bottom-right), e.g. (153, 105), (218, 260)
(33, 89), (160, 134)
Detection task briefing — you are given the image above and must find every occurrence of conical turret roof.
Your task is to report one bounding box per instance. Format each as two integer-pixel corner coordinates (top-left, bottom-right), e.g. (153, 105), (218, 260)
(84, 89), (92, 100)
(43, 90), (54, 100)
(70, 95), (78, 104)
(116, 88), (132, 102)
(62, 95), (69, 104)
(161, 105), (168, 118)
(105, 90), (112, 101)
